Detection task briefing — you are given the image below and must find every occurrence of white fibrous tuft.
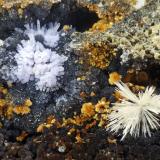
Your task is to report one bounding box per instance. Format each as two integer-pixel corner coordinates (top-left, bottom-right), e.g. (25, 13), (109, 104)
(9, 20), (68, 92)
(108, 81), (160, 140)
(24, 20), (60, 48)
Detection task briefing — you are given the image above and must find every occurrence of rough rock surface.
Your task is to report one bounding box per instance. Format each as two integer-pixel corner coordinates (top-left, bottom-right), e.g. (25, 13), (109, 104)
(71, 0), (160, 68)
(0, 0), (160, 160)
(0, 0), (109, 132)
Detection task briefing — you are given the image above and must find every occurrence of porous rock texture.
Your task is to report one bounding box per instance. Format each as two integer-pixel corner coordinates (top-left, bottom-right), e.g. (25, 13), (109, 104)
(71, 0), (160, 69)
(0, 0), (109, 132)
(0, 0), (160, 160)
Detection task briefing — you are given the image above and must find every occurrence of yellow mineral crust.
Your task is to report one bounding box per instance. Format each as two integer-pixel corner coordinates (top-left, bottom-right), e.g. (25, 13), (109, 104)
(89, 1), (132, 32)
(71, 1), (158, 68)
(0, 85), (14, 119)
(77, 1), (133, 32)
(95, 97), (110, 113)
(78, 41), (116, 69)
(13, 99), (32, 115)
(90, 19), (112, 32)
(81, 102), (95, 117)
(70, 1), (133, 69)
(16, 131), (29, 142)
(0, 85), (33, 119)
(0, 0), (61, 11)
(37, 115), (56, 133)
(78, 0), (134, 19)
(108, 72), (122, 85)
(37, 98), (111, 143)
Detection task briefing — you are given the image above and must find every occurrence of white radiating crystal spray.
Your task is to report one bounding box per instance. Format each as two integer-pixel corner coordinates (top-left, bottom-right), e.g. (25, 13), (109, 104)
(108, 81), (160, 140)
(8, 20), (67, 91)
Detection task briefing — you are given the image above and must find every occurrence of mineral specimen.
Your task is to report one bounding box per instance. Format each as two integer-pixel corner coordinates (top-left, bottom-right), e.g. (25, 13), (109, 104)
(71, 0), (159, 69)
(108, 81), (160, 140)
(0, 20), (68, 92)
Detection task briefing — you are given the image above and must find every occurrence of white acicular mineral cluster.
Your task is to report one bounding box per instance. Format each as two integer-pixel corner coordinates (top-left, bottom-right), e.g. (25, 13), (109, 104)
(6, 20), (68, 92)
(108, 82), (160, 140)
